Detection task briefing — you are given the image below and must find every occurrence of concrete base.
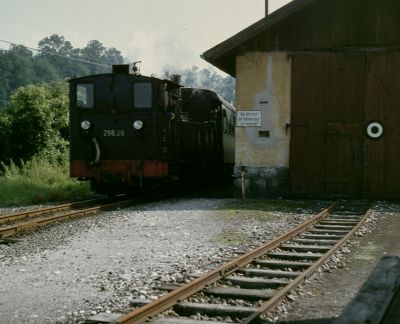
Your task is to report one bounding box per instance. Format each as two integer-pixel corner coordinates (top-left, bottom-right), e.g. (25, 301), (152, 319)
(233, 166), (289, 198)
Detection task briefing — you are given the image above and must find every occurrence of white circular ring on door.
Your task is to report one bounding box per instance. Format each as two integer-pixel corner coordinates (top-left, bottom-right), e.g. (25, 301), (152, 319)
(366, 122), (384, 139)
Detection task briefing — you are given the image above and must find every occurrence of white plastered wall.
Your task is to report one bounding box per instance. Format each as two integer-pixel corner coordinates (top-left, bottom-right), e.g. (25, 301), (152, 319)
(235, 52), (292, 167)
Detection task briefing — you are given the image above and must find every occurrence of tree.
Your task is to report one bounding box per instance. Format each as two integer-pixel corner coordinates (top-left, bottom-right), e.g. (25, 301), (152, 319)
(0, 111), (11, 162)
(5, 81), (69, 163)
(80, 41), (124, 74)
(81, 40), (108, 74)
(38, 34), (74, 56)
(0, 74), (10, 108)
(0, 50), (12, 107)
(103, 47), (124, 66)
(0, 46), (37, 107)
(37, 34), (86, 78)
(81, 40), (106, 60)
(6, 45), (36, 91)
(33, 57), (60, 83)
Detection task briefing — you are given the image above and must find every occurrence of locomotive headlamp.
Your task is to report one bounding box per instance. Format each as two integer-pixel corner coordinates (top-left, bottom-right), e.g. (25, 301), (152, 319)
(81, 120), (91, 130)
(133, 120), (143, 130)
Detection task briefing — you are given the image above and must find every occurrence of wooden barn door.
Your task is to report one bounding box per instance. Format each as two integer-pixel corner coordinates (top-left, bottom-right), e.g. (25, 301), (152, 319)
(363, 51), (400, 199)
(290, 52), (365, 197)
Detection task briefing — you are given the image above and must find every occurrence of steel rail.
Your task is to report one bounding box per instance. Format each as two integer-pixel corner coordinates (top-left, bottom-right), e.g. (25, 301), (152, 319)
(0, 197), (112, 225)
(241, 205), (374, 323)
(0, 199), (130, 238)
(114, 201), (340, 324)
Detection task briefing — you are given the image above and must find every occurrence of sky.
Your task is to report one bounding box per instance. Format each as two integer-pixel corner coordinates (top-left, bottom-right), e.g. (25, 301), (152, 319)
(1, 0), (292, 76)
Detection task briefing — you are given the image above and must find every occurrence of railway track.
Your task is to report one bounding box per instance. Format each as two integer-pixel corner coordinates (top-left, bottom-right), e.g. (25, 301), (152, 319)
(0, 195), (133, 240)
(87, 199), (373, 324)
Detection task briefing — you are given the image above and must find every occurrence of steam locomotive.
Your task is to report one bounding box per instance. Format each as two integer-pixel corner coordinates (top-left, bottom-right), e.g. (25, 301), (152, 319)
(68, 64), (235, 194)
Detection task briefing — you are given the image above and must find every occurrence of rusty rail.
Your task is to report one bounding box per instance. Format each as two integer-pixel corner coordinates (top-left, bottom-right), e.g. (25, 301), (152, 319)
(242, 206), (373, 323)
(0, 197), (112, 225)
(0, 197), (132, 238)
(114, 201), (341, 324)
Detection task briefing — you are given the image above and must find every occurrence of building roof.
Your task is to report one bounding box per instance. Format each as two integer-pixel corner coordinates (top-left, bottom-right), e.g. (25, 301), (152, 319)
(202, 0), (400, 76)
(202, 0), (316, 76)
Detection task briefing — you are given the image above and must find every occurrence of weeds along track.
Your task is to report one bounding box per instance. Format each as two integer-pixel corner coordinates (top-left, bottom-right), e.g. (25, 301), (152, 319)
(0, 196), (137, 240)
(86, 199), (373, 324)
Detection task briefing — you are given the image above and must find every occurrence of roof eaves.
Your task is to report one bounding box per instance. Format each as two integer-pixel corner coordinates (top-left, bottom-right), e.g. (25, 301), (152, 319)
(201, 0), (318, 72)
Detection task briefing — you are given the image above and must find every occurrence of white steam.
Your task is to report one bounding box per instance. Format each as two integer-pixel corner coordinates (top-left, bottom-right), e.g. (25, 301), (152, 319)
(126, 31), (206, 77)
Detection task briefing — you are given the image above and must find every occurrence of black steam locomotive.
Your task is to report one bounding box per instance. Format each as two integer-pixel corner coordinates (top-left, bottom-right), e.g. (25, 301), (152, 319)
(68, 64), (235, 194)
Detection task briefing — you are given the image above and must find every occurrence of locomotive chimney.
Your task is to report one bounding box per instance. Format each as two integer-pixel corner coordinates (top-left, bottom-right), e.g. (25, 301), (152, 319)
(265, 0), (269, 16)
(112, 64), (129, 74)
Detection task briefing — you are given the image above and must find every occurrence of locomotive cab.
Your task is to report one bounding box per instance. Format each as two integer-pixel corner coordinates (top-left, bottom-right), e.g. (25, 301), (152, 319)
(69, 65), (182, 193)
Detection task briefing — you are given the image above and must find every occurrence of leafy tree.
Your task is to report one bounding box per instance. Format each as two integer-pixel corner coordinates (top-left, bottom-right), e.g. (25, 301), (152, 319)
(0, 76), (10, 108)
(0, 46), (37, 108)
(6, 45), (36, 92)
(0, 111), (11, 162)
(81, 40), (106, 60)
(103, 47), (124, 66)
(47, 81), (69, 141)
(38, 34), (74, 55)
(81, 40), (108, 74)
(78, 40), (124, 75)
(0, 50), (12, 107)
(37, 34), (87, 78)
(33, 57), (60, 83)
(4, 81), (69, 163)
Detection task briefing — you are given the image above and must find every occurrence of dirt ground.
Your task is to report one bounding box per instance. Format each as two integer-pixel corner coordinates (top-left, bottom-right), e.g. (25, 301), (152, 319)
(267, 201), (400, 324)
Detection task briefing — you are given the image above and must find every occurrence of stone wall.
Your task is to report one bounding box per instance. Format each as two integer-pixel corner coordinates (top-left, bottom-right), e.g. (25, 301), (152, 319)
(233, 166), (289, 198)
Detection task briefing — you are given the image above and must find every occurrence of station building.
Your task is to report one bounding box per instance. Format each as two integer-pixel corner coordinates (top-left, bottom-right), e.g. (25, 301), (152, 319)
(202, 0), (400, 199)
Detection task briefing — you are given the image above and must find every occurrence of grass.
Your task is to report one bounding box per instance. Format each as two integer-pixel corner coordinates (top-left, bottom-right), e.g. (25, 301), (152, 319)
(0, 157), (92, 206)
(212, 229), (248, 245)
(218, 207), (277, 222)
(225, 199), (319, 212)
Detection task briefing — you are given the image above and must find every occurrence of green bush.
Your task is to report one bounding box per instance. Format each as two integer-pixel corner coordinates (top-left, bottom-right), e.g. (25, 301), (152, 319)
(0, 156), (91, 206)
(0, 112), (11, 162)
(5, 81), (69, 163)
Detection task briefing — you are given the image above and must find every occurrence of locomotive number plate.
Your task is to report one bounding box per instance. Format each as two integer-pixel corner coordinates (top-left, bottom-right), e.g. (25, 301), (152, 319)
(103, 129), (125, 136)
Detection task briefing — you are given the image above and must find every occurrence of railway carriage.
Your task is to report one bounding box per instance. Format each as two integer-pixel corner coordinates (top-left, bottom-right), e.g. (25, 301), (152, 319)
(68, 64), (235, 194)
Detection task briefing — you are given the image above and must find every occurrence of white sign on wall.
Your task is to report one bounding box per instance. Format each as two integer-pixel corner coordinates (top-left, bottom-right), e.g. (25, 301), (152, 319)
(236, 110), (262, 127)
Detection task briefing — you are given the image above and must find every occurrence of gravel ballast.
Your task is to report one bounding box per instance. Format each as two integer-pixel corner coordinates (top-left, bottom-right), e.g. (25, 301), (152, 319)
(261, 201), (400, 323)
(0, 198), (326, 323)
